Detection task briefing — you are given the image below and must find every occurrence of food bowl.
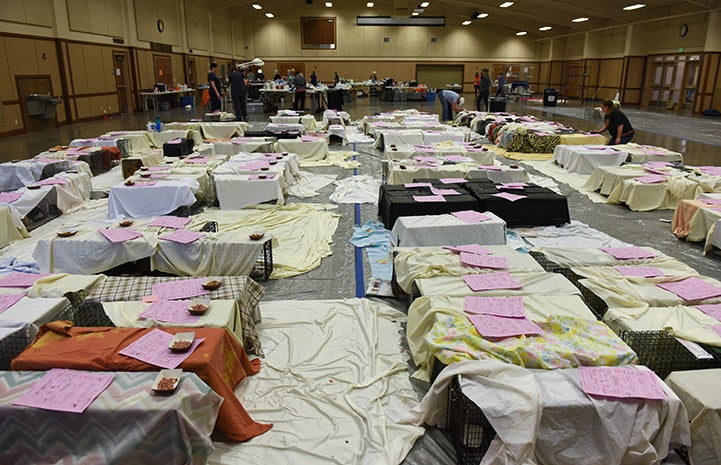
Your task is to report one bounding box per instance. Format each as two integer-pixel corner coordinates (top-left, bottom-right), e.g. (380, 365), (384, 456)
(260, 166), (270, 171)
(124, 180), (135, 186)
(509, 164), (519, 169)
(140, 173), (151, 178)
(249, 232), (265, 240)
(119, 220), (133, 227)
(258, 174), (267, 179)
(201, 278), (222, 290)
(56, 230), (78, 238)
(188, 298), (210, 315)
(281, 152), (289, 156)
(152, 369), (182, 394)
(139, 166), (149, 171)
(26, 184), (41, 190)
(169, 332), (195, 353)
(269, 160), (278, 165)
(399, 165), (407, 170)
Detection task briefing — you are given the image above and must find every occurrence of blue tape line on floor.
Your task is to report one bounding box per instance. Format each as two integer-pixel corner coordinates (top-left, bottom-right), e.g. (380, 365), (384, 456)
(353, 154), (365, 297)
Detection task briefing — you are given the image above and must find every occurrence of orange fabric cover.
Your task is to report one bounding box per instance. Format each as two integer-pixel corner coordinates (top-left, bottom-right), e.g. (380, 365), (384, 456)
(12, 324), (271, 442)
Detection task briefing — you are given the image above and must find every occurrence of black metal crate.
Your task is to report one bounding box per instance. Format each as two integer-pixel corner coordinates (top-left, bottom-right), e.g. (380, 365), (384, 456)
(578, 281), (609, 319)
(0, 325), (36, 370)
(55, 299), (115, 327)
(250, 239), (273, 282)
(447, 375), (497, 465)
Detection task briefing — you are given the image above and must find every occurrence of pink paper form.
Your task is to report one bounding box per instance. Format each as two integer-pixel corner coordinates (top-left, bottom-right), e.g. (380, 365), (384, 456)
(13, 368), (115, 413)
(695, 303), (721, 322)
(460, 252), (508, 269)
(657, 277), (721, 301)
(151, 278), (209, 300)
(98, 228), (142, 243)
(0, 293), (24, 314)
(413, 195), (446, 202)
(0, 192), (22, 204)
(439, 178), (468, 184)
(464, 296), (526, 317)
(119, 328), (204, 369)
(491, 192), (527, 202)
(468, 313), (542, 339)
(0, 272), (51, 288)
(148, 216), (191, 229)
(601, 246), (656, 260)
(430, 187), (460, 196)
(633, 175), (667, 184)
(138, 300), (201, 324)
(578, 366), (667, 400)
(159, 229), (205, 244)
(614, 266), (665, 278)
(463, 272), (523, 291)
(452, 210), (491, 223)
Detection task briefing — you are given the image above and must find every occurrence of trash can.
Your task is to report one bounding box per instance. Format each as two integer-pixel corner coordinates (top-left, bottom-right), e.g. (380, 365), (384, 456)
(327, 89), (343, 111)
(180, 96), (194, 110)
(489, 97), (506, 112)
(426, 91), (436, 102)
(543, 88), (559, 107)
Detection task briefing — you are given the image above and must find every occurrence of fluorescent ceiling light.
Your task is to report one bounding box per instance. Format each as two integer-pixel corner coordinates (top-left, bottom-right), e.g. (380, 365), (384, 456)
(476, 13), (489, 18)
(420, 2), (430, 7)
(252, 4), (262, 9)
(516, 31), (527, 36)
(623, 3), (646, 10)
(367, 1), (374, 6)
(265, 12), (274, 17)
(572, 17), (589, 22)
(499, 2), (514, 7)
(538, 26), (552, 31)
(325, 1), (332, 7)
(462, 20), (472, 25)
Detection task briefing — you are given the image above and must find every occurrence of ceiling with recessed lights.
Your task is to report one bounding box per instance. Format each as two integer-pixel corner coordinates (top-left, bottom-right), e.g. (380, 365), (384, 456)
(210, 0), (721, 38)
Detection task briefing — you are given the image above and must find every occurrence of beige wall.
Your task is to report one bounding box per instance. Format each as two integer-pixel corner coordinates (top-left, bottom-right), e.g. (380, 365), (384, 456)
(66, 0), (124, 38)
(0, 0), (53, 27)
(134, 0), (182, 47)
(184, 0), (210, 53)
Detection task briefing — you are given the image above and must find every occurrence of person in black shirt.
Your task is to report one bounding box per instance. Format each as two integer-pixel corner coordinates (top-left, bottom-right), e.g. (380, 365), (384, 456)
(229, 65), (247, 121)
(594, 99), (635, 145)
(291, 70), (307, 111)
(476, 68), (491, 112)
(208, 62), (222, 112)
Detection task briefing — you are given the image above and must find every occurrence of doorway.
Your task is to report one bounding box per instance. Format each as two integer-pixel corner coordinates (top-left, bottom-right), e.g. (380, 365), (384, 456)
(186, 58), (197, 89)
(153, 55), (173, 89)
(16, 75), (56, 132)
(113, 51), (131, 114)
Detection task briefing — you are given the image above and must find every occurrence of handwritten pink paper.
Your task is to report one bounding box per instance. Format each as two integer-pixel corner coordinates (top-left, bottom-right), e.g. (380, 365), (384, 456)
(711, 325), (721, 338)
(430, 187), (460, 196)
(118, 328), (204, 369)
(696, 303), (721, 322)
(413, 195), (446, 202)
(13, 369), (115, 413)
(633, 175), (667, 184)
(701, 198), (721, 206)
(468, 313), (542, 338)
(463, 272), (523, 291)
(148, 216), (191, 229)
(138, 300), (201, 324)
(477, 165), (502, 171)
(444, 244), (492, 255)
(184, 157), (212, 164)
(452, 210), (491, 223)
(127, 180), (157, 188)
(492, 192), (526, 202)
(657, 277), (721, 301)
(148, 166), (171, 172)
(159, 229), (204, 244)
(578, 366), (667, 400)
(444, 155), (468, 163)
(150, 173), (170, 179)
(404, 182), (432, 188)
(98, 228), (142, 243)
(0, 293), (24, 314)
(34, 157), (63, 164)
(614, 266), (665, 278)
(0, 192), (22, 203)
(36, 178), (68, 186)
(460, 252), (508, 269)
(440, 178), (468, 184)
(464, 296), (525, 317)
(0, 272), (51, 288)
(151, 278), (209, 300)
(601, 246), (656, 260)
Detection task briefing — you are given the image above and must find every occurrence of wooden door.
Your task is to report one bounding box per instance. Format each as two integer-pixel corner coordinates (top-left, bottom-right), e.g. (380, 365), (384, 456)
(153, 55), (173, 88)
(16, 75), (56, 132)
(649, 61), (674, 108)
(113, 51), (130, 114)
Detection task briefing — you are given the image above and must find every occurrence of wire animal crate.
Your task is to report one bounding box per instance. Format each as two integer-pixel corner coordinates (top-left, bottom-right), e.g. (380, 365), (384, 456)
(447, 375), (497, 465)
(54, 299), (115, 327)
(0, 325), (36, 370)
(250, 239), (273, 281)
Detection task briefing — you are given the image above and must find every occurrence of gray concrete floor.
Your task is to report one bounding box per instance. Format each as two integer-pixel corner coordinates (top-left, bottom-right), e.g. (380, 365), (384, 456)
(1, 95), (719, 465)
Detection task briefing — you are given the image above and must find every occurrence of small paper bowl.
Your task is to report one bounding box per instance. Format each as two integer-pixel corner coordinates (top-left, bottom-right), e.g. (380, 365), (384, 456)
(276, 155), (284, 160)
(509, 164), (520, 169)
(166, 160), (175, 164)
(169, 332), (195, 353)
(201, 278), (222, 290)
(56, 230), (77, 238)
(188, 298), (210, 315)
(249, 232), (265, 240)
(26, 184), (42, 190)
(124, 180), (135, 186)
(140, 173), (152, 178)
(260, 166), (270, 171)
(269, 160), (278, 165)
(258, 174), (267, 179)
(399, 165), (407, 170)
(152, 369), (182, 394)
(119, 220), (133, 227)
(281, 152), (289, 156)
(139, 166), (149, 171)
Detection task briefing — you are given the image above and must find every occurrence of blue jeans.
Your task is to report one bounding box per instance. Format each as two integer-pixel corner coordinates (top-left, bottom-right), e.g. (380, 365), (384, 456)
(607, 133), (634, 145)
(439, 91), (453, 121)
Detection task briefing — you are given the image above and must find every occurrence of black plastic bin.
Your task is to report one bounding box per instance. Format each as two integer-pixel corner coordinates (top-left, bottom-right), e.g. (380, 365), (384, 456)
(327, 89), (343, 111)
(543, 88), (559, 107)
(489, 97), (506, 112)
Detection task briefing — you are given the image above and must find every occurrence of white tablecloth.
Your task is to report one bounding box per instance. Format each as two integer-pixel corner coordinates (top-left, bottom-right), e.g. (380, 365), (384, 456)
(552, 145), (629, 175)
(390, 212), (506, 247)
(107, 179), (199, 218)
(200, 122), (248, 139)
(274, 138), (328, 162)
(213, 174), (284, 209)
(0, 297), (68, 326)
(213, 138), (276, 156)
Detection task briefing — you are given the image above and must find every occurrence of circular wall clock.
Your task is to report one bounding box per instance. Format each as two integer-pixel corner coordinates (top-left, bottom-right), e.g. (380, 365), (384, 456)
(679, 24), (688, 37)
(157, 19), (165, 33)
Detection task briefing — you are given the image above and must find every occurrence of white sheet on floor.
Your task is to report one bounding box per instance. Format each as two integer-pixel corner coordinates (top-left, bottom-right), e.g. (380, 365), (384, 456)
(408, 359), (690, 465)
(208, 299), (425, 465)
(329, 174), (381, 204)
(285, 171), (338, 198)
(521, 160), (607, 203)
(301, 150), (361, 169)
(516, 220), (630, 248)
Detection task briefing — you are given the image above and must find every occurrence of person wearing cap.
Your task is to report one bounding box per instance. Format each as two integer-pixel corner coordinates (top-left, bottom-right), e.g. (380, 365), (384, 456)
(476, 68), (491, 112)
(438, 89), (465, 122)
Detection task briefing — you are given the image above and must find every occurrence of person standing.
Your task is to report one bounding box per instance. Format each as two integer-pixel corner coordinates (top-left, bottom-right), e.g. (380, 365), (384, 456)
(476, 68), (491, 112)
(292, 70), (307, 111)
(229, 65), (248, 121)
(207, 62), (223, 112)
(310, 70), (318, 86)
(334, 72), (340, 85)
(496, 72), (506, 98)
(593, 99), (635, 145)
(473, 71), (481, 98)
(438, 89), (465, 122)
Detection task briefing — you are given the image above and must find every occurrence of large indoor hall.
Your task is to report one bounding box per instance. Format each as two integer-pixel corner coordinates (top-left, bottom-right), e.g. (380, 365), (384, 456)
(2, 1), (721, 465)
